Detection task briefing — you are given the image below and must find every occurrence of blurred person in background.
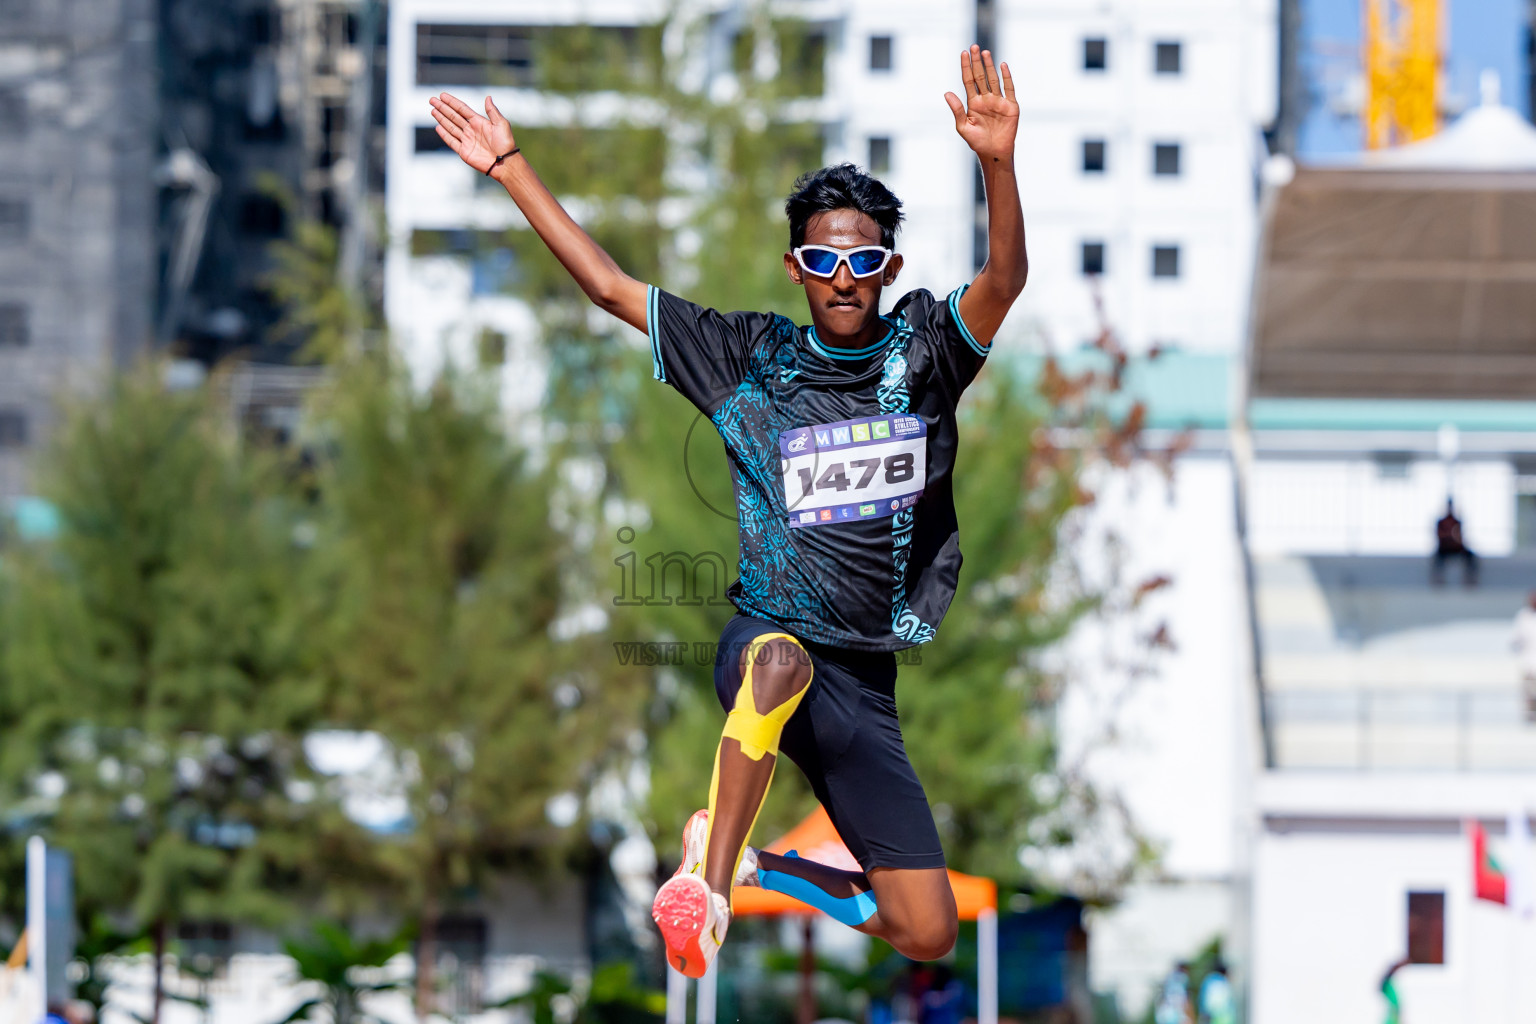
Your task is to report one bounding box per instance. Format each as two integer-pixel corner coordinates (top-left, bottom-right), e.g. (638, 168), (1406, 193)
(1197, 960), (1234, 1024)
(917, 964), (965, 1024)
(1432, 499), (1477, 587)
(1154, 961), (1192, 1024)
(1512, 591), (1536, 721)
(429, 42), (1027, 980)
(1380, 958), (1409, 1024)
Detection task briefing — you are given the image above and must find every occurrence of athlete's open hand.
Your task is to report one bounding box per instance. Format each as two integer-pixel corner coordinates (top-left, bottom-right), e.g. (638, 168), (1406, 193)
(943, 46), (1018, 163)
(429, 92), (516, 175)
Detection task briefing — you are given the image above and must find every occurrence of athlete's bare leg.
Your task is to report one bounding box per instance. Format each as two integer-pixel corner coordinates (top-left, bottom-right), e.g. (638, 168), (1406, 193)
(755, 852), (958, 961)
(700, 636), (957, 962)
(701, 638), (813, 896)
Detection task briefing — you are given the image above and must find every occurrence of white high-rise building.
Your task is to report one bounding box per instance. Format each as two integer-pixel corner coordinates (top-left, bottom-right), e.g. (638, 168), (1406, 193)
(999, 0), (1277, 355)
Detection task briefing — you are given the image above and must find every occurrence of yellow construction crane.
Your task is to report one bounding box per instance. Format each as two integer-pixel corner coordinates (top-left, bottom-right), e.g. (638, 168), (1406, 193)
(1363, 0), (1441, 148)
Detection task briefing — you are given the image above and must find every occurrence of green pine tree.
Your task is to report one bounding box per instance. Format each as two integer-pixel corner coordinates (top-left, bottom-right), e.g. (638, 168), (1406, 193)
(0, 364), (339, 1024)
(307, 352), (648, 1017)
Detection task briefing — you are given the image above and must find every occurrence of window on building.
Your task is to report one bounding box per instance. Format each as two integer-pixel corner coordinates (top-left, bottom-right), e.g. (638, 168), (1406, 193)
(0, 87), (25, 135)
(1152, 244), (1181, 278)
(417, 24), (537, 86)
(1153, 142), (1182, 176)
(416, 23), (647, 89)
(1083, 38), (1107, 71)
(0, 199), (26, 240)
(779, 25), (827, 97)
(1082, 139), (1107, 174)
(1155, 41), (1182, 75)
(1373, 452), (1413, 479)
(0, 304), (27, 347)
(247, 9), (272, 45)
(478, 328), (507, 367)
(1407, 891), (1445, 964)
(868, 136), (891, 174)
(0, 409), (27, 448)
(238, 194), (285, 237)
(471, 247), (517, 295)
(414, 125), (451, 152)
(1081, 241), (1105, 276)
(870, 35), (893, 72)
(176, 921), (235, 964)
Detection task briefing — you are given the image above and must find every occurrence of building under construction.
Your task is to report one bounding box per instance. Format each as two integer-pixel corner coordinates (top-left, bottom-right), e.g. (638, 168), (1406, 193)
(0, 0), (384, 501)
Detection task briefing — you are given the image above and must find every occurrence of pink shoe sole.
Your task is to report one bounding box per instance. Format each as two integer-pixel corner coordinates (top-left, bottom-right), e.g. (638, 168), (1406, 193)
(652, 873), (712, 977)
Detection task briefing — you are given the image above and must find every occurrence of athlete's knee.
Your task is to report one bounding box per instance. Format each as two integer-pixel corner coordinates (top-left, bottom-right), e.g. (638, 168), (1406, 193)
(739, 636), (812, 712)
(890, 918), (958, 962)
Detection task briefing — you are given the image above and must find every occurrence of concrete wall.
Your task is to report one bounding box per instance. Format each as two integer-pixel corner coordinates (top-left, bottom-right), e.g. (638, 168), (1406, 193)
(1057, 453), (1259, 1008)
(1251, 774), (1536, 1024)
(0, 0), (159, 499)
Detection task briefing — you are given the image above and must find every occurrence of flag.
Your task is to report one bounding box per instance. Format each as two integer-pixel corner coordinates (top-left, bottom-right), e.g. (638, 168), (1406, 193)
(1471, 820), (1507, 904)
(1508, 807), (1534, 918)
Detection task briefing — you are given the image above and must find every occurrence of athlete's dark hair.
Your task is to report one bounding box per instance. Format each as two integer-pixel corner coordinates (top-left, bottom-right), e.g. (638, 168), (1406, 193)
(785, 163), (904, 250)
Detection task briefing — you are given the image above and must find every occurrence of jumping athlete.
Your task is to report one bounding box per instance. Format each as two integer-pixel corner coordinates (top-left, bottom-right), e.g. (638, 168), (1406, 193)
(429, 44), (1026, 975)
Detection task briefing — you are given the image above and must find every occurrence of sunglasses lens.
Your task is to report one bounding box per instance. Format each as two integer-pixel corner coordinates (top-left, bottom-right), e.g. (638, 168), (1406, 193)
(800, 248), (839, 275)
(848, 250), (887, 276)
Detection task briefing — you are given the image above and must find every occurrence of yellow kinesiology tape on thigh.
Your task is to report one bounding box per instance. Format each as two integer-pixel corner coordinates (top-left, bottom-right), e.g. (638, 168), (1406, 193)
(705, 632), (813, 900)
(720, 633), (810, 760)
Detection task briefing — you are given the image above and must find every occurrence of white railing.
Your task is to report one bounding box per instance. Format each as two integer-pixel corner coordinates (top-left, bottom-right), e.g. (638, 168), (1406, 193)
(1267, 688), (1536, 771)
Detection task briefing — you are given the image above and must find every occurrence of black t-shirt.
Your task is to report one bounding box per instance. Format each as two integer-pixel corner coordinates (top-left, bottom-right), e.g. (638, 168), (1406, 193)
(646, 283), (991, 651)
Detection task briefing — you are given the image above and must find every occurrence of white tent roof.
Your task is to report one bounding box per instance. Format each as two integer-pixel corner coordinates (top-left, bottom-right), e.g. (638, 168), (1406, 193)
(1361, 71), (1536, 171)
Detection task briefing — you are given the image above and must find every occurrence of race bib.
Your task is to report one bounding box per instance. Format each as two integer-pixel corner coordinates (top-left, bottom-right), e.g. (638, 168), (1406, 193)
(779, 414), (927, 529)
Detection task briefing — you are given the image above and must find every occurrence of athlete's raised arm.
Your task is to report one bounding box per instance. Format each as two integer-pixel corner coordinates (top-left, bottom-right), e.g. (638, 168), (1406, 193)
(943, 46), (1028, 344)
(429, 92), (648, 334)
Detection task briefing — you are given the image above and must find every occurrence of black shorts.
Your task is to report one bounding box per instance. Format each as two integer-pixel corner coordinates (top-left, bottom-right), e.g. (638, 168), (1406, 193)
(713, 613), (946, 873)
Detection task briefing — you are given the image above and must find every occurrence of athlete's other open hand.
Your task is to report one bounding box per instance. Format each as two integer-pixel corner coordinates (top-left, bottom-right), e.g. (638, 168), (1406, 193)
(943, 46), (1018, 165)
(430, 92), (516, 175)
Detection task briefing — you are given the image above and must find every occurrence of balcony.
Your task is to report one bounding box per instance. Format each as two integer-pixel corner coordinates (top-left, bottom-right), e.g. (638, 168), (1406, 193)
(1253, 554), (1536, 771)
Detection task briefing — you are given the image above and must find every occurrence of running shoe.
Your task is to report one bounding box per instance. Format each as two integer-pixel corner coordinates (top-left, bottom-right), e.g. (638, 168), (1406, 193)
(653, 810), (731, 977)
(676, 808), (709, 877)
(652, 872), (730, 977)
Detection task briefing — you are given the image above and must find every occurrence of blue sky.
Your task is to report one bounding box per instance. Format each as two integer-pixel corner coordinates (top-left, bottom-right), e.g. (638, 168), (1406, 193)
(1298, 0), (1528, 156)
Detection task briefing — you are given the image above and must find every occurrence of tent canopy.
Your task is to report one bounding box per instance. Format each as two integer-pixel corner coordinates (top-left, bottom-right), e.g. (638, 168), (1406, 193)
(1250, 89), (1536, 401)
(730, 807), (997, 920)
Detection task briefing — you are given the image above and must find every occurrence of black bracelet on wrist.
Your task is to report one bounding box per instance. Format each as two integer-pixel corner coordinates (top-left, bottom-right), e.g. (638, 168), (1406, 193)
(486, 147), (521, 175)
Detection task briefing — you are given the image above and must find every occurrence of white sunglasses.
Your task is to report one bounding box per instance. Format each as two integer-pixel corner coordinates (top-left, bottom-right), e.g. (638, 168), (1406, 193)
(792, 244), (894, 279)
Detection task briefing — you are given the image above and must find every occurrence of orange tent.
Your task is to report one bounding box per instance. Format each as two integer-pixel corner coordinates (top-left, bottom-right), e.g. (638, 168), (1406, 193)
(731, 806), (997, 919)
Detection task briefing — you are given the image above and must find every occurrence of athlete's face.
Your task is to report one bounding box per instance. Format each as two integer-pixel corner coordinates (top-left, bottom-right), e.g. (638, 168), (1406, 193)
(784, 209), (903, 348)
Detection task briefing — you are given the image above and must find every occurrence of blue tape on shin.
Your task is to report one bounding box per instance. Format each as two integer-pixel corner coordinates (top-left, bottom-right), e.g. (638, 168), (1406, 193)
(759, 867), (878, 927)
